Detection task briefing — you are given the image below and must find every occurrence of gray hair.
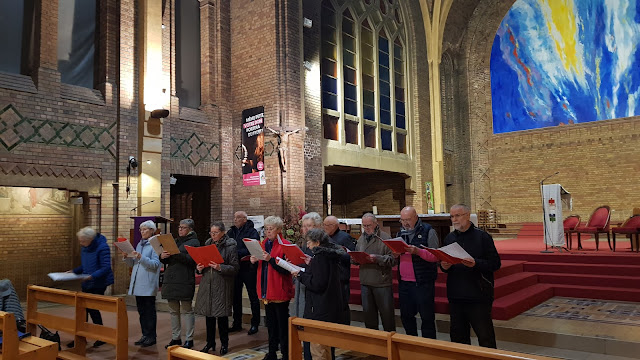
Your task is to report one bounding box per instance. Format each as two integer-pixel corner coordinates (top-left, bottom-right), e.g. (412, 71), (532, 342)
(210, 221), (226, 232)
(139, 220), (157, 231)
(264, 216), (283, 230)
(451, 204), (471, 213)
(76, 226), (96, 240)
(305, 228), (330, 246)
(180, 218), (195, 230)
(301, 212), (323, 227)
(362, 213), (377, 222)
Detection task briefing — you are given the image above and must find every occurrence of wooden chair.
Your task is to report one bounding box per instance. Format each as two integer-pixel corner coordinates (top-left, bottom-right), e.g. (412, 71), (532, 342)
(563, 215), (581, 249)
(167, 345), (226, 359)
(0, 311), (57, 360)
(576, 206), (611, 251)
(61, 292), (128, 360)
(611, 215), (640, 252)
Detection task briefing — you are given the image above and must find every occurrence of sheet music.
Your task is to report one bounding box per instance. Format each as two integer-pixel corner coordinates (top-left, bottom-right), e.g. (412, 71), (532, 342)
(114, 240), (136, 257)
(48, 272), (91, 282)
(275, 257), (305, 273)
(243, 238), (266, 258)
(149, 235), (164, 255)
(437, 242), (472, 260)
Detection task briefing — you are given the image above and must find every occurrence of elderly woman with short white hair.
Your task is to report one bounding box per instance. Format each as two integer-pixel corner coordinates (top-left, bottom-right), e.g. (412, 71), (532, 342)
(250, 215), (295, 360)
(122, 220), (161, 347)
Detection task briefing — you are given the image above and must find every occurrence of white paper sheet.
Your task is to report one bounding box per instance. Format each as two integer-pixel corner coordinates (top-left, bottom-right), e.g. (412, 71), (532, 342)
(47, 272), (91, 282)
(275, 257), (305, 273)
(437, 242), (472, 260)
(114, 240), (136, 257)
(243, 238), (266, 258)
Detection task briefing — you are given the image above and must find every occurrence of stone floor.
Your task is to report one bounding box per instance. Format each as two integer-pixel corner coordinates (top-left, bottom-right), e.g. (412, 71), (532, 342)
(26, 296), (640, 359)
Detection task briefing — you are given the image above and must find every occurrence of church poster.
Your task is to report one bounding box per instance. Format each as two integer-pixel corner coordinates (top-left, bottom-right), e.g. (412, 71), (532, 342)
(241, 106), (266, 186)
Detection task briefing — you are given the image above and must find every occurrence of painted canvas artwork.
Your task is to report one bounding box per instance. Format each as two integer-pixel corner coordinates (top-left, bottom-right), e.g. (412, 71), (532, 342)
(0, 187), (70, 215)
(490, 0), (640, 134)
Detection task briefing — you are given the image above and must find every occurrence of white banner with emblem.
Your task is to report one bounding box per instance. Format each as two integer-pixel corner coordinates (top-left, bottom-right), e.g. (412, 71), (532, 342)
(542, 184), (572, 247)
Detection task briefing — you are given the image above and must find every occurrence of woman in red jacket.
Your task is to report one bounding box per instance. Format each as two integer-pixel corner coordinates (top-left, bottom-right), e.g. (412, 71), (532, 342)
(250, 216), (294, 360)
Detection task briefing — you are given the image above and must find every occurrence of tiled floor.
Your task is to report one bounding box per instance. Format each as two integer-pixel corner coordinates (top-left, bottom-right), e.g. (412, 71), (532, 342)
(26, 296), (640, 359)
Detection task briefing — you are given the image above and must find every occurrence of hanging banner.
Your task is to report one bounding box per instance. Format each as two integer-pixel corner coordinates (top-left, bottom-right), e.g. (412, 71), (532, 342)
(242, 106), (266, 186)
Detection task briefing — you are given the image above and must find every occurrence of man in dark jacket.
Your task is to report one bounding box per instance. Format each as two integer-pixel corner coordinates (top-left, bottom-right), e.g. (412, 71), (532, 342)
(71, 226), (114, 348)
(441, 204), (501, 348)
(396, 206), (439, 338)
(227, 211), (261, 335)
(161, 219), (200, 349)
(323, 215), (355, 324)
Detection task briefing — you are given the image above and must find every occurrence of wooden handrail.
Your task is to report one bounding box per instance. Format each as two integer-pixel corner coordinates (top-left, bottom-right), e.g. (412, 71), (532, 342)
(289, 317), (556, 360)
(167, 345), (227, 359)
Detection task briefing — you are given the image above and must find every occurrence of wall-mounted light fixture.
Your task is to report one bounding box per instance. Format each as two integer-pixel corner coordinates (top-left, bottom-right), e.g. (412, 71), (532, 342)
(303, 61), (313, 71)
(150, 109), (169, 118)
(303, 17), (313, 28)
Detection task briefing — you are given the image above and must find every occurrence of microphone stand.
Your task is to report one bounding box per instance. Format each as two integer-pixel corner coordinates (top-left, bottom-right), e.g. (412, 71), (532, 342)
(540, 172), (559, 253)
(130, 199), (155, 214)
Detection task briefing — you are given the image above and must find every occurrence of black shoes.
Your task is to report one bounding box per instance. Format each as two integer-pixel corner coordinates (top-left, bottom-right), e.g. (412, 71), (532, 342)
(67, 341), (75, 348)
(220, 344), (229, 355)
(134, 336), (146, 346)
(262, 353), (277, 360)
(248, 325), (259, 335)
(201, 343), (215, 353)
(182, 340), (194, 349)
(165, 338), (182, 349)
(140, 338), (156, 347)
(229, 323), (243, 332)
(93, 340), (106, 348)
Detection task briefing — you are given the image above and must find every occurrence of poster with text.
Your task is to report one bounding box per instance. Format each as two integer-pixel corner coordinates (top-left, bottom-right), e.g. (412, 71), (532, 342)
(242, 106), (266, 186)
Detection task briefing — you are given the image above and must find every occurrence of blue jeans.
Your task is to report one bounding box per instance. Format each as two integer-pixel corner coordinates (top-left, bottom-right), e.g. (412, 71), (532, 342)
(399, 280), (436, 338)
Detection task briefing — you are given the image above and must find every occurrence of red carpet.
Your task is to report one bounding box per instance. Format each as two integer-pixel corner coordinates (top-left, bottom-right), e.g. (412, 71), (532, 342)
(348, 223), (640, 320)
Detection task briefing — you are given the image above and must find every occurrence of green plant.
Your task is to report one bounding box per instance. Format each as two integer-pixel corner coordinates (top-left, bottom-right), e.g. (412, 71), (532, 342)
(282, 199), (306, 244)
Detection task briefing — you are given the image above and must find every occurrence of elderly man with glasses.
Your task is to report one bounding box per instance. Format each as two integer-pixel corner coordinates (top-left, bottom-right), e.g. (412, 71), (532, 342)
(440, 204), (501, 348)
(353, 213), (396, 332)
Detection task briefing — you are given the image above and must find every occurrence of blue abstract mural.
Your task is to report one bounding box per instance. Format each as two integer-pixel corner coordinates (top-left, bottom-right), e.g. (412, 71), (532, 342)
(490, 0), (640, 134)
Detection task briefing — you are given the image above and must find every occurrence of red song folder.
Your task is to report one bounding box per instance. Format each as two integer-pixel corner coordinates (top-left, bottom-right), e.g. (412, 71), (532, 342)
(280, 243), (307, 266)
(185, 244), (224, 266)
(382, 238), (411, 253)
(348, 251), (375, 264)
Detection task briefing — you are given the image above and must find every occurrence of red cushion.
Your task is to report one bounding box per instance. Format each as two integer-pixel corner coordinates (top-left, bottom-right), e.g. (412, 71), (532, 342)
(611, 227), (640, 234)
(577, 226), (605, 232)
(563, 217), (580, 230)
(624, 216), (640, 228)
(587, 207), (610, 228)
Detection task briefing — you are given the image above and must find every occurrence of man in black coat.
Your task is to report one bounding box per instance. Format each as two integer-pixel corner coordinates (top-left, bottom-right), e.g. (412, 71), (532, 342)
(323, 215), (355, 324)
(441, 204), (501, 348)
(227, 211), (261, 335)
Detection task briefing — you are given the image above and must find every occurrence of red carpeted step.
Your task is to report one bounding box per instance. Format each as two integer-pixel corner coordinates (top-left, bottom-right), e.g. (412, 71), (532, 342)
(493, 272), (539, 298)
(500, 252), (640, 265)
(536, 273), (640, 289)
(523, 262), (639, 276)
(492, 283), (554, 320)
(435, 296), (449, 314)
(552, 285), (640, 302)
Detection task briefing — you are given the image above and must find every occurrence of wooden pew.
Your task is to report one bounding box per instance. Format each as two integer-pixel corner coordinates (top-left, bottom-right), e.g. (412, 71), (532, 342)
(60, 291), (128, 360)
(289, 317), (555, 360)
(0, 311), (58, 360)
(167, 345), (226, 359)
(26, 285), (77, 338)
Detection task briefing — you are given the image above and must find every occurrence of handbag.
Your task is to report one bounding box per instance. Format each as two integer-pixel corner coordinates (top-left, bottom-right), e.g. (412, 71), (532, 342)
(38, 324), (61, 351)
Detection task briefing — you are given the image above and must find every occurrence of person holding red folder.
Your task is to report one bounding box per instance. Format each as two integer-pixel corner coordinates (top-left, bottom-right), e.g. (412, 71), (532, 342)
(194, 222), (239, 355)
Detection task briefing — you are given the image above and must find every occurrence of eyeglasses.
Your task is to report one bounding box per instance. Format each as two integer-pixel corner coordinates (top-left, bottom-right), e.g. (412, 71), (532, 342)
(450, 213), (470, 219)
(209, 231), (221, 236)
(362, 223), (376, 228)
(264, 226), (277, 231)
(178, 226), (189, 230)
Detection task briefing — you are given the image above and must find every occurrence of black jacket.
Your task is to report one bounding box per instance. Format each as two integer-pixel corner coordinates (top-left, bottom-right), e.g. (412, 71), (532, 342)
(298, 243), (345, 323)
(328, 229), (355, 283)
(160, 231), (200, 301)
(227, 220), (261, 259)
(441, 224), (501, 303)
(398, 220), (439, 283)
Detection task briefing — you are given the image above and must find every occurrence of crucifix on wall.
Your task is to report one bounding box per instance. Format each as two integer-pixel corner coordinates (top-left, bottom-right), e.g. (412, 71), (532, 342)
(265, 126), (307, 172)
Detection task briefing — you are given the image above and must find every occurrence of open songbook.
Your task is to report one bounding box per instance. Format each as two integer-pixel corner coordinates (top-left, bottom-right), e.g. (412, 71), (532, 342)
(420, 242), (472, 264)
(348, 251), (376, 264)
(275, 256), (305, 274)
(47, 272), (90, 282)
(149, 234), (181, 255)
(382, 238), (411, 253)
(185, 244), (224, 265)
(243, 238), (266, 258)
(114, 239), (137, 257)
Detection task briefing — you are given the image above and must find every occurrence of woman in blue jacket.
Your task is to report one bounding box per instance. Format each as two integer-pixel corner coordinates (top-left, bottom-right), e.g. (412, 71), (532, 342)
(123, 220), (161, 347)
(70, 226), (114, 348)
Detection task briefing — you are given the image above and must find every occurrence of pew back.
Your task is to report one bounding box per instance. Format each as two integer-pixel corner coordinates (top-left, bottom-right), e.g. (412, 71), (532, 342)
(167, 345), (227, 360)
(289, 317), (555, 360)
(0, 311), (19, 359)
(1, 310), (58, 360)
(26, 285), (76, 335)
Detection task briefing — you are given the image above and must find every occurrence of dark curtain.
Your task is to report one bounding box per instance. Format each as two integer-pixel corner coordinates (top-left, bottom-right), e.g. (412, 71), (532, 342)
(57, 0), (97, 88)
(176, 0), (201, 109)
(0, 0), (35, 75)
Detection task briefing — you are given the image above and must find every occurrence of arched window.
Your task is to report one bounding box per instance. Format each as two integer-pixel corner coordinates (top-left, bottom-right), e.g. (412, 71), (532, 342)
(321, 0), (408, 154)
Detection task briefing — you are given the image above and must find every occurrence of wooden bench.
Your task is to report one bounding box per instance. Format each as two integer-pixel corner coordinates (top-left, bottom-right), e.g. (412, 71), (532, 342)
(167, 345), (226, 359)
(0, 311), (58, 360)
(25, 285), (128, 360)
(289, 317), (555, 360)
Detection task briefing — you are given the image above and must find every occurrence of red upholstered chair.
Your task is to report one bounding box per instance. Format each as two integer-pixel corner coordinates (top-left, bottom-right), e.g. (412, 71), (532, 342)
(563, 215), (581, 250)
(576, 206), (611, 251)
(611, 215), (640, 252)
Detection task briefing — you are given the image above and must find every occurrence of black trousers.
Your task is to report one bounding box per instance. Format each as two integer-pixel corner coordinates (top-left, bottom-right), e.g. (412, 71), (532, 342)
(265, 301), (289, 358)
(233, 263), (260, 327)
(449, 302), (496, 348)
(341, 281), (351, 324)
(135, 296), (157, 340)
(398, 280), (436, 339)
(84, 287), (106, 325)
(205, 316), (229, 347)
